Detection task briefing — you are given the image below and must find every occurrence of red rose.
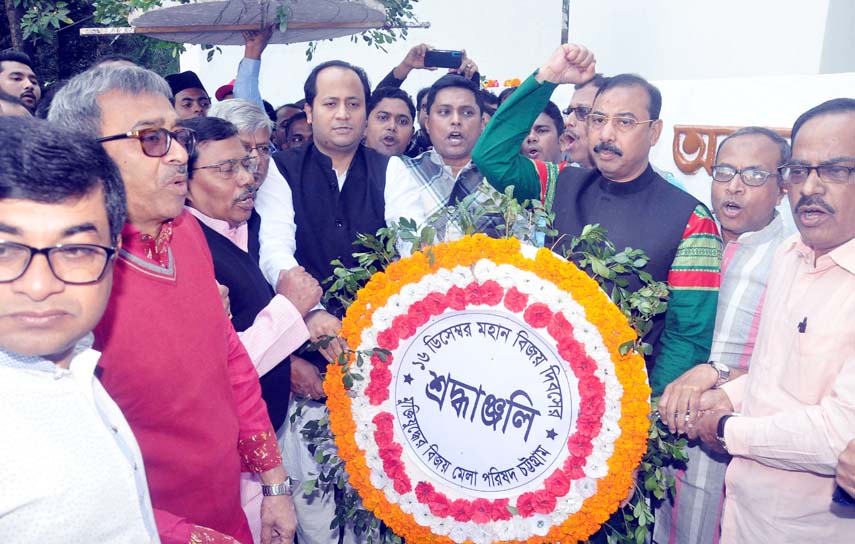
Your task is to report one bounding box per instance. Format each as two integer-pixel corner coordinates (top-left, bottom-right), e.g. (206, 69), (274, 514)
(532, 489), (557, 514)
(392, 474), (412, 494)
(572, 355), (596, 376)
(407, 301), (430, 328)
(391, 314), (416, 340)
(369, 365), (392, 389)
(503, 286), (529, 313)
(516, 492), (536, 517)
(470, 498), (492, 524)
(568, 433), (594, 457)
(479, 280), (503, 306)
(364, 382), (388, 405)
(370, 353), (393, 368)
(547, 312), (573, 343)
(575, 418), (602, 440)
(524, 302), (553, 328)
(373, 425), (394, 447)
(490, 498), (513, 521)
(579, 376), (605, 399)
(376, 328), (399, 350)
(558, 339), (585, 367)
(422, 292), (447, 315)
(464, 281), (484, 305)
(428, 492), (451, 517)
(450, 498), (473, 522)
(372, 412), (393, 428)
(544, 469), (571, 497)
(415, 481), (435, 503)
(563, 457), (586, 480)
(445, 286), (467, 311)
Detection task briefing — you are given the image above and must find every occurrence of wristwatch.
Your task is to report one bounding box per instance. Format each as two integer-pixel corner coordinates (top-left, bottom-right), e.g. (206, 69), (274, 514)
(716, 414), (735, 452)
(261, 481), (292, 497)
(709, 361), (731, 389)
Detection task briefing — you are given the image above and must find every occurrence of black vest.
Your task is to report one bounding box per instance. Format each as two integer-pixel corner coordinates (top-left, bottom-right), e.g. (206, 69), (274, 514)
(198, 211), (292, 430)
(272, 143), (389, 317)
(551, 164), (702, 362)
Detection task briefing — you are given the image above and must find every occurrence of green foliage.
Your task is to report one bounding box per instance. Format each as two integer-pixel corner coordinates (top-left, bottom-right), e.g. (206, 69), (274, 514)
(558, 224), (669, 357)
(600, 400), (689, 544)
(16, 0), (73, 42)
(294, 346), (403, 544)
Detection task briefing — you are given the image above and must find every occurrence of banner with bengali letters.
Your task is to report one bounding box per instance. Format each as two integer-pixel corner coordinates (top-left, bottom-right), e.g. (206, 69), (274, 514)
(326, 235), (651, 543)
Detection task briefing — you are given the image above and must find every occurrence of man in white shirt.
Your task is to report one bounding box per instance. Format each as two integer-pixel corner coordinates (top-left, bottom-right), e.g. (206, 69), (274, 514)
(0, 116), (158, 543)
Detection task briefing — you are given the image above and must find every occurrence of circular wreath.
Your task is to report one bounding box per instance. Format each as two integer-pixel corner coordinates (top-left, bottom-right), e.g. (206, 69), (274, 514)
(326, 235), (650, 543)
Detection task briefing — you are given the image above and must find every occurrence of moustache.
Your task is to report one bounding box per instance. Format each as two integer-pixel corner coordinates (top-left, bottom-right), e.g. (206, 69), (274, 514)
(176, 165), (188, 175)
(795, 195), (835, 214)
(593, 142), (623, 156)
(234, 185), (259, 204)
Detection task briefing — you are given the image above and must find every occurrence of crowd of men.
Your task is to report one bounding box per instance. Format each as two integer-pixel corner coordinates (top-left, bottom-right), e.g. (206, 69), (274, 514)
(0, 30), (854, 544)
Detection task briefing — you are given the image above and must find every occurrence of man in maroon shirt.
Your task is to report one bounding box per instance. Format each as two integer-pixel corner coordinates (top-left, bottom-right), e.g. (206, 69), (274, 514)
(49, 64), (296, 544)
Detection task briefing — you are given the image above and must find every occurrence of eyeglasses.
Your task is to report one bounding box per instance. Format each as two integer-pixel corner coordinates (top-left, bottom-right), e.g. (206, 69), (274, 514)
(0, 241), (116, 284)
(243, 142), (273, 157)
(711, 165), (778, 187)
(586, 114), (656, 132)
(779, 164), (855, 185)
(195, 156), (258, 177)
(96, 127), (196, 158)
(562, 105), (591, 120)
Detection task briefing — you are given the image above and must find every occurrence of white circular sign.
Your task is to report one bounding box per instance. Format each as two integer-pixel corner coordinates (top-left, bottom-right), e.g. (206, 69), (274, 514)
(392, 310), (578, 497)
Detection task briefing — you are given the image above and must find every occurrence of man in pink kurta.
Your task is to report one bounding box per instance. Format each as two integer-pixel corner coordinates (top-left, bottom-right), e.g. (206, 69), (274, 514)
(694, 98), (855, 542)
(49, 64), (297, 544)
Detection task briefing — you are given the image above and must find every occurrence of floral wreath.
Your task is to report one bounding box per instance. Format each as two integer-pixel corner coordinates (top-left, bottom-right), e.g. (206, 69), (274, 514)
(325, 235), (650, 543)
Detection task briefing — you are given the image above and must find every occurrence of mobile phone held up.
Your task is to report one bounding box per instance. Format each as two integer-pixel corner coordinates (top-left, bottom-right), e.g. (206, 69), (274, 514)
(424, 49), (463, 69)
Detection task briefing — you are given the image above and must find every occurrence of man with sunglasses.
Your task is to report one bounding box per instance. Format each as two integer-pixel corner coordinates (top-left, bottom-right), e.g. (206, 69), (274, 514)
(689, 98), (855, 542)
(474, 44), (721, 397)
(0, 116), (158, 542)
(655, 127), (792, 543)
(49, 64), (297, 544)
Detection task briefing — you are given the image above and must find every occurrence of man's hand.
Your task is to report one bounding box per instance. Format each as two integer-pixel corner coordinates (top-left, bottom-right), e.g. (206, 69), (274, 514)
(243, 26), (274, 60)
(536, 44), (596, 86)
(305, 309), (348, 363)
(290, 354), (325, 400)
(837, 439), (855, 497)
(275, 267), (322, 317)
(449, 49), (479, 81)
(691, 409), (732, 453)
(659, 363), (718, 435)
(392, 43), (436, 79)
(218, 282), (232, 318)
(260, 494), (297, 544)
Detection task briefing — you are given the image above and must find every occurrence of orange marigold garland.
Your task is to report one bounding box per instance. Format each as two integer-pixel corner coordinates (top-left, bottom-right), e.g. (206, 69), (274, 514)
(326, 235), (650, 543)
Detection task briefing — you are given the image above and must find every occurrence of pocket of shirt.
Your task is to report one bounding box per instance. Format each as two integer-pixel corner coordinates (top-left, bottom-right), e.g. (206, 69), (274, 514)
(784, 327), (851, 404)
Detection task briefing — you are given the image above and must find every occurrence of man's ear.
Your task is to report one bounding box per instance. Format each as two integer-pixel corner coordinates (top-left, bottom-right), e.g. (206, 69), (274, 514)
(649, 118), (663, 146)
(304, 103), (313, 125)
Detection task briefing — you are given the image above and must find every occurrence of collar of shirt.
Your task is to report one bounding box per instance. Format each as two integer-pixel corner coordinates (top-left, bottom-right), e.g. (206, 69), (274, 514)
(0, 333), (97, 377)
(785, 234), (855, 274)
(723, 211), (784, 248)
(427, 149), (478, 182)
(121, 216), (179, 268)
(185, 205), (249, 252)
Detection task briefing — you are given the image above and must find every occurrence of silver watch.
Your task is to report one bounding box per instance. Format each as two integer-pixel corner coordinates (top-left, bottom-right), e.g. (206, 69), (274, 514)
(261, 481), (292, 497)
(709, 361), (731, 388)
